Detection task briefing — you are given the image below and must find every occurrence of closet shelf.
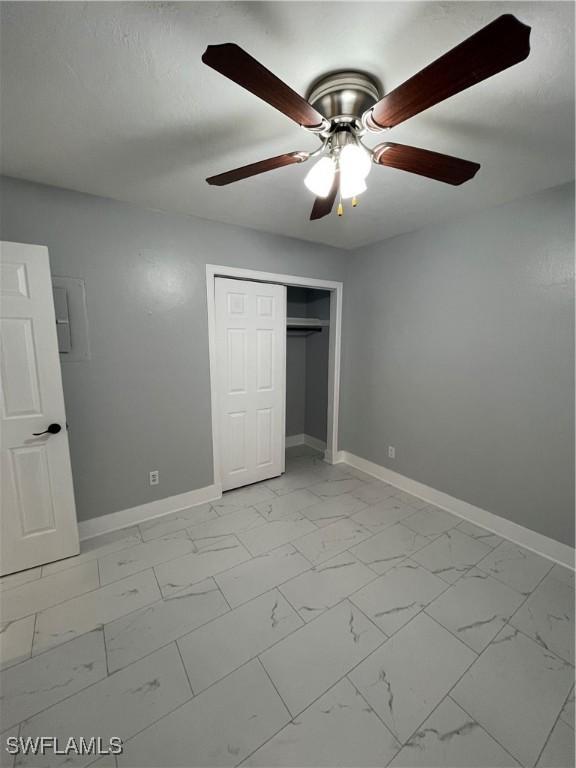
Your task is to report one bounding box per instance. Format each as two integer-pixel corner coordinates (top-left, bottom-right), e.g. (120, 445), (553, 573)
(286, 317), (329, 329)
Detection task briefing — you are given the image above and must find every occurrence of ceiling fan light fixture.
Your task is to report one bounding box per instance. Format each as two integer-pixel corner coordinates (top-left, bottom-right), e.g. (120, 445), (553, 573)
(304, 156), (336, 198)
(339, 142), (372, 179)
(340, 172), (367, 200)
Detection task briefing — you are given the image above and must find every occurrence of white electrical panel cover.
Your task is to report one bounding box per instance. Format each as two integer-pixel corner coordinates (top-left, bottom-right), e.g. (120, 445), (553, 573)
(51, 276), (90, 361)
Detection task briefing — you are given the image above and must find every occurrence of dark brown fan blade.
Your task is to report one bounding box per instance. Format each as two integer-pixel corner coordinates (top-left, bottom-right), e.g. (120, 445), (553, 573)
(206, 152), (307, 186)
(202, 44), (328, 130)
(310, 171), (339, 220)
(373, 143), (480, 185)
(365, 15), (531, 130)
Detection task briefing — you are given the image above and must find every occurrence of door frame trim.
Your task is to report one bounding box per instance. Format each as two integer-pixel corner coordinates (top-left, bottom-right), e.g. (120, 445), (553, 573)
(206, 265), (343, 492)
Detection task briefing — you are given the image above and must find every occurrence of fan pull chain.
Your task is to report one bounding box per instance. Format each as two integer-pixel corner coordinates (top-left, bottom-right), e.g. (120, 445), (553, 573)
(352, 196), (358, 207)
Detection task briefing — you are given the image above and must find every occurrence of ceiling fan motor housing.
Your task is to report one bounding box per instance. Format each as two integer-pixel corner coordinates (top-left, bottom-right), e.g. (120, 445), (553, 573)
(307, 71), (382, 130)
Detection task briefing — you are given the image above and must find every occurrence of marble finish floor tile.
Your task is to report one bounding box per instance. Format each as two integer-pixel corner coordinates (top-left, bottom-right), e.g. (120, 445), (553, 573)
(215, 544), (311, 607)
(0, 568), (41, 592)
(351, 498), (419, 534)
(1, 727), (19, 768)
(536, 718), (575, 767)
(98, 530), (197, 585)
(412, 529), (492, 584)
(350, 480), (397, 505)
(0, 616), (35, 670)
(351, 523), (431, 574)
(104, 578), (229, 672)
(279, 552), (376, 622)
(560, 687), (574, 729)
(215, 484), (276, 512)
(477, 541), (554, 595)
(260, 599), (385, 716)
(245, 678), (400, 767)
(293, 519), (372, 565)
(548, 564), (575, 590)
(510, 571), (575, 663)
(402, 506), (461, 537)
(42, 527), (143, 575)
(138, 503), (216, 541)
(1, 561), (99, 622)
(451, 625), (574, 767)
(18, 644), (192, 768)
(238, 514), (317, 557)
(426, 568), (525, 652)
(351, 560), (448, 636)
(302, 494), (367, 526)
(119, 659), (289, 768)
(389, 696), (519, 767)
(1, 630), (106, 730)
(178, 589), (303, 692)
(154, 535), (251, 597)
(264, 470), (326, 496)
(307, 476), (367, 498)
(457, 521), (504, 549)
(254, 489), (320, 521)
(33, 569), (161, 654)
(350, 612), (476, 743)
(391, 490), (429, 510)
(187, 506), (266, 540)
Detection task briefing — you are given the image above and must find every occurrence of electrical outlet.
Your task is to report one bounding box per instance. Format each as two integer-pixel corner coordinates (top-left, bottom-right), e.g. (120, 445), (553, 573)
(149, 470), (159, 486)
(388, 446), (396, 459)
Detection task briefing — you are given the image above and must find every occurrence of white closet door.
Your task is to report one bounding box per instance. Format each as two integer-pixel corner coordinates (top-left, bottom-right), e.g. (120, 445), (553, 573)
(215, 277), (286, 491)
(1, 241), (79, 575)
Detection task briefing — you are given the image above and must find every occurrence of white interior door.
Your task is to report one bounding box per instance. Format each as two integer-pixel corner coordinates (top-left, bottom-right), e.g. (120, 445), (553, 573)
(215, 277), (286, 491)
(1, 241), (79, 576)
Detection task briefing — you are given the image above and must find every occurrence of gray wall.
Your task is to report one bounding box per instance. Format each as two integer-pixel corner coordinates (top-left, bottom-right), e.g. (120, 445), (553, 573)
(341, 182), (575, 547)
(286, 336), (306, 437)
(0, 176), (346, 521)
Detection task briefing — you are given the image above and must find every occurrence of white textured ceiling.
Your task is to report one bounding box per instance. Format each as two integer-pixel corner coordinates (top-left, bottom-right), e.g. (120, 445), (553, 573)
(1, 1), (574, 249)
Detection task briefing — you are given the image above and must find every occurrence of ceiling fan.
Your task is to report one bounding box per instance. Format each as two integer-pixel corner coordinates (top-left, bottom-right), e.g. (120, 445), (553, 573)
(202, 14), (531, 220)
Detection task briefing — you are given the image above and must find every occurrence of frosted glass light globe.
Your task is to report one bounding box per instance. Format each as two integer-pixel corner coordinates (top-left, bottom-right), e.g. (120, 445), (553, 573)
(304, 157), (336, 198)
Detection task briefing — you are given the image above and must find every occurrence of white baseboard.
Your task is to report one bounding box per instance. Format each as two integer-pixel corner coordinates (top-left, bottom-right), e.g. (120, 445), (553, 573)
(336, 451), (575, 570)
(285, 433), (327, 452)
(78, 484), (222, 541)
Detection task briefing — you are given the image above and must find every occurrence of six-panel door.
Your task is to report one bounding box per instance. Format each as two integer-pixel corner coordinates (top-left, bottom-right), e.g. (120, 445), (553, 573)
(215, 278), (286, 491)
(1, 241), (79, 575)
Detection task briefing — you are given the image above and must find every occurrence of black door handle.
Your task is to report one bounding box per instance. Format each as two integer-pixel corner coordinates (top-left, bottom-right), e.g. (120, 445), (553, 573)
(33, 423), (62, 436)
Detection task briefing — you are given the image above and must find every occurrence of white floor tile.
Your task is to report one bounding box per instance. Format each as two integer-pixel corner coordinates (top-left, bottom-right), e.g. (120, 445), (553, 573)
(139, 504), (216, 541)
(560, 687), (574, 729)
(0, 568), (41, 592)
(33, 569), (161, 654)
(293, 519), (372, 566)
(412, 529), (492, 584)
(98, 531), (197, 585)
(178, 589), (303, 692)
(307, 477), (367, 498)
(215, 544), (310, 607)
(119, 659), (289, 767)
(389, 696), (519, 767)
(1, 726), (19, 768)
(254, 489), (320, 521)
(510, 571), (575, 663)
(154, 535), (251, 597)
(187, 506), (266, 540)
(215, 484), (276, 512)
(477, 541), (554, 595)
(0, 616), (35, 670)
(350, 612), (476, 743)
(302, 494), (367, 526)
(426, 568), (525, 652)
(536, 719), (575, 767)
(391, 490), (429, 510)
(104, 578), (229, 672)
(238, 514), (317, 557)
(245, 678), (400, 767)
(42, 528), (143, 575)
(264, 470), (324, 496)
(260, 599), (385, 716)
(2, 562), (99, 622)
(280, 552), (376, 622)
(351, 523), (430, 574)
(451, 625), (574, 767)
(350, 480), (397, 506)
(350, 560), (448, 636)
(18, 644), (192, 768)
(457, 521), (504, 549)
(402, 506), (461, 537)
(1, 630), (106, 729)
(351, 498), (420, 534)
(548, 564), (575, 591)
